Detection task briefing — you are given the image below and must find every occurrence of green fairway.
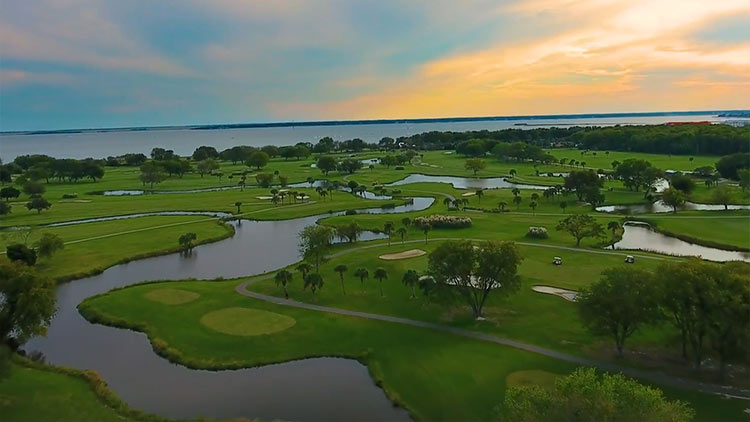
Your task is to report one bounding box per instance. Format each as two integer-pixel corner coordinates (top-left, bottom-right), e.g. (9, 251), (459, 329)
(144, 288), (200, 305)
(199, 307), (296, 336)
(0, 361), (145, 422)
(79, 279), (749, 422)
(634, 212), (750, 250)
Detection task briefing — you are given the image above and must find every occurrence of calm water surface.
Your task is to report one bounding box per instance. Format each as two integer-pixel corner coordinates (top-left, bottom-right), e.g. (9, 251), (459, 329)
(613, 223), (750, 262)
(0, 114), (725, 161)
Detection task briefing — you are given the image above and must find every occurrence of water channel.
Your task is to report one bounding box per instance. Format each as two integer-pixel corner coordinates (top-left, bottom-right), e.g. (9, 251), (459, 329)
(23, 199), (434, 421)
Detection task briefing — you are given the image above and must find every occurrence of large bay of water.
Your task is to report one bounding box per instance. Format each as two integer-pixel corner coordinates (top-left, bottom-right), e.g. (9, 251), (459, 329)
(0, 113), (727, 160)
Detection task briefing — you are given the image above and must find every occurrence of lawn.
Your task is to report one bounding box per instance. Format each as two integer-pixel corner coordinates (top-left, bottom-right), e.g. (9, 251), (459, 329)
(0, 361), (145, 422)
(79, 279), (749, 422)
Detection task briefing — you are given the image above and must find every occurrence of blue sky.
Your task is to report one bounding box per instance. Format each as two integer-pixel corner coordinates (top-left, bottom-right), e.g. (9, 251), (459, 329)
(1, 0), (749, 131)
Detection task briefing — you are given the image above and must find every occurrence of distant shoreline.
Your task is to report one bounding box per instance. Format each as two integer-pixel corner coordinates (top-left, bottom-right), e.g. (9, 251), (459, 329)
(2, 109), (746, 136)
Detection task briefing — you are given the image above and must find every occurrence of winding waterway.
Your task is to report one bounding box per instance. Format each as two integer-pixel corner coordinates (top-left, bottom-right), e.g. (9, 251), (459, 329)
(23, 199), (434, 421)
(613, 222), (750, 262)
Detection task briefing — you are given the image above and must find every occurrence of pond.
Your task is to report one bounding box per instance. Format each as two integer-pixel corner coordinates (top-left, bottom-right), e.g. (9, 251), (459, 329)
(612, 222), (750, 262)
(23, 199), (434, 421)
(385, 174), (547, 190)
(597, 201), (750, 214)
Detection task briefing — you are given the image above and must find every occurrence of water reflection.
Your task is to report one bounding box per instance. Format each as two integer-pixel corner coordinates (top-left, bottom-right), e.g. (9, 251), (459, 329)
(385, 174), (547, 190)
(613, 222), (750, 262)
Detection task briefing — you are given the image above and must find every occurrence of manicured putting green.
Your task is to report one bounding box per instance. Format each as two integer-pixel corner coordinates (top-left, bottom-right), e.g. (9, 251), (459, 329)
(143, 288), (200, 305)
(199, 307), (296, 336)
(505, 370), (559, 389)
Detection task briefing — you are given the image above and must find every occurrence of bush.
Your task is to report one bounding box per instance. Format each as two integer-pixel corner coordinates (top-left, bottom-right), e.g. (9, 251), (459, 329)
(62, 193), (78, 199)
(413, 215), (472, 229)
(526, 226), (549, 239)
(395, 166), (404, 170)
(345, 209), (357, 215)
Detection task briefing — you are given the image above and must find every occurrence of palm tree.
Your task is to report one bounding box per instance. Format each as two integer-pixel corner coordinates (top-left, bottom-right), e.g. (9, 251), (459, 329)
(511, 187), (520, 197)
(543, 188), (554, 201)
(234, 201), (242, 213)
(296, 263), (311, 279)
(303, 272), (324, 294)
(422, 224), (431, 244)
(443, 197), (453, 209)
(354, 267), (369, 291)
(530, 193), (539, 202)
(401, 217), (411, 228)
(272, 195), (281, 206)
(559, 201), (567, 213)
(383, 222), (394, 246)
(460, 198), (469, 210)
(320, 190), (328, 201)
(498, 201), (507, 212)
(475, 189), (484, 203)
(374, 267), (388, 297)
(396, 227), (407, 244)
(402, 269), (419, 299)
(334, 264), (348, 295)
(509, 169), (517, 178)
(529, 201), (537, 215)
(307, 177), (314, 187)
(274, 270), (293, 299)
(315, 186), (323, 198)
(513, 195), (522, 210)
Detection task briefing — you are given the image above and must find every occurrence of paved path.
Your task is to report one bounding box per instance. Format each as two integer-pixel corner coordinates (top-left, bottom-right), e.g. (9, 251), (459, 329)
(235, 241), (749, 400)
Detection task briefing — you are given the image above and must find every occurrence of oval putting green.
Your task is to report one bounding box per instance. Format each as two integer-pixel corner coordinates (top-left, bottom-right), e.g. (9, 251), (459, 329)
(199, 307), (296, 336)
(144, 288), (200, 305)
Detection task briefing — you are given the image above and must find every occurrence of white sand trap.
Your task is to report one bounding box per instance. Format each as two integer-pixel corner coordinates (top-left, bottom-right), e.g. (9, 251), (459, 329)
(379, 249), (427, 260)
(461, 192), (476, 197)
(532, 285), (579, 302)
(256, 196), (274, 200)
(296, 195), (310, 200)
(58, 199), (92, 203)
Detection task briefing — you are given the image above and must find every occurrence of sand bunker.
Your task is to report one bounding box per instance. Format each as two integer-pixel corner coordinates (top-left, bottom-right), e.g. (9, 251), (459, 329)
(255, 196), (274, 200)
(379, 249), (427, 260)
(461, 192), (476, 197)
(532, 285), (579, 302)
(58, 199), (92, 203)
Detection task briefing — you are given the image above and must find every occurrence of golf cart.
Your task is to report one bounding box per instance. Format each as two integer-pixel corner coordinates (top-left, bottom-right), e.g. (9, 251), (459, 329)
(553, 256), (563, 265)
(625, 255), (635, 263)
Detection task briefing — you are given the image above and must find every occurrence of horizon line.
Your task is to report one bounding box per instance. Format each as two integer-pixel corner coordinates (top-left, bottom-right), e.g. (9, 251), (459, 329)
(2, 108), (748, 136)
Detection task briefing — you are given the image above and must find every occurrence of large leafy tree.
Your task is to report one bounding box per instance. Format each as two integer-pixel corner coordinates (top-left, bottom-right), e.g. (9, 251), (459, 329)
(139, 161), (166, 188)
(660, 187), (685, 213)
(246, 151), (269, 170)
(427, 240), (523, 319)
(464, 158), (486, 175)
(710, 185), (734, 210)
(298, 225), (334, 271)
(196, 158), (219, 178)
(563, 170), (603, 201)
(6, 244), (37, 266)
(35, 233), (64, 259)
(556, 214), (605, 247)
(317, 156), (338, 175)
(578, 268), (661, 357)
(178, 232), (197, 252)
(26, 196), (51, 214)
(502, 367), (694, 422)
(0, 262), (57, 349)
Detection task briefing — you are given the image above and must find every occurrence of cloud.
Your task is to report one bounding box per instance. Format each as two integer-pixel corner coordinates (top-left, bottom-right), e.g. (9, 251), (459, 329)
(0, 0), (191, 76)
(272, 0), (750, 119)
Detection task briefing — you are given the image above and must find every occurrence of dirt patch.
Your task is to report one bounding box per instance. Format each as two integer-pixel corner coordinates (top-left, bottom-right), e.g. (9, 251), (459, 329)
(379, 249), (427, 260)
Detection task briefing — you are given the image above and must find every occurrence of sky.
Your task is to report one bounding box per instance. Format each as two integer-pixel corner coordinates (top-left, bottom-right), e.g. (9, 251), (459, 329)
(1, 0), (749, 131)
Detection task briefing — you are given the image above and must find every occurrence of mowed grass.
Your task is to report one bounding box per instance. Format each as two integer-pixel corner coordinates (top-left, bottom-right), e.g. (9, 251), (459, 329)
(144, 288), (200, 305)
(0, 362), (136, 422)
(80, 280), (749, 422)
(199, 307), (296, 336)
(0, 215), (233, 281)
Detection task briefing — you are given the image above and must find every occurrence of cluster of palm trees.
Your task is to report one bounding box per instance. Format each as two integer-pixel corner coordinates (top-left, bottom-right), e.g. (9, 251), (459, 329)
(382, 217), (414, 245)
(269, 188), (308, 205)
(275, 263), (422, 299)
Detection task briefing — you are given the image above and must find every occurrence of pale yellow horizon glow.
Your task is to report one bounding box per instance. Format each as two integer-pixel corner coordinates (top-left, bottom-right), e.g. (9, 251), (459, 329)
(270, 0), (750, 119)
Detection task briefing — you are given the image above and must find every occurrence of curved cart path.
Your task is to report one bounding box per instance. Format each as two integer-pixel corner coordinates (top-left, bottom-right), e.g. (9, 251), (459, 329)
(236, 239), (749, 400)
